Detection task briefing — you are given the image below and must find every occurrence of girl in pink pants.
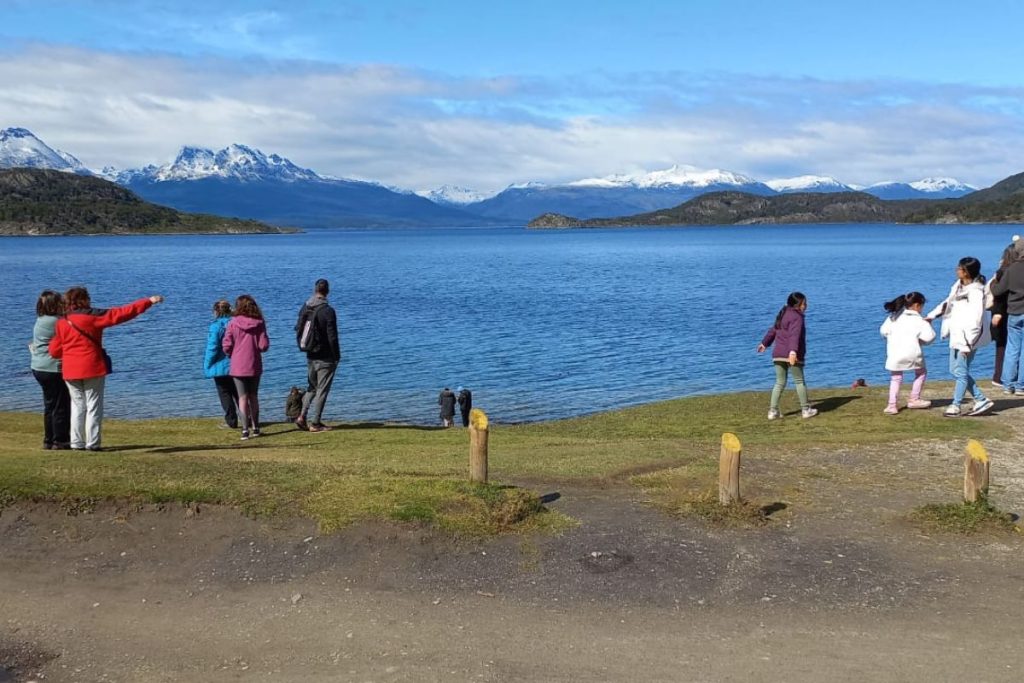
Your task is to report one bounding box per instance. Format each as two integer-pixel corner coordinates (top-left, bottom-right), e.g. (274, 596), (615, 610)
(880, 291), (936, 414)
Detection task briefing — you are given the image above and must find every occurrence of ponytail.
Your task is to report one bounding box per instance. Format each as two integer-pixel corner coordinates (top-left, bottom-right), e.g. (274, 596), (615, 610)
(884, 291), (926, 319)
(774, 291), (807, 328)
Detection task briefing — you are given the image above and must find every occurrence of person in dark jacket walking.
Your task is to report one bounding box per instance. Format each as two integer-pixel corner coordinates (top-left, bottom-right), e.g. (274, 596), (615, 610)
(989, 241), (1024, 393)
(457, 386), (472, 427)
(294, 279), (341, 433)
(438, 387), (457, 427)
(987, 244), (1014, 388)
(757, 292), (817, 420)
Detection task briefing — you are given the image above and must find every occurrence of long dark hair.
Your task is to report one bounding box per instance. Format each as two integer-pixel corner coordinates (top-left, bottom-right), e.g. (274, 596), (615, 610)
(774, 291), (806, 328)
(36, 290), (64, 317)
(884, 291), (926, 318)
(959, 257), (985, 285)
(234, 294), (263, 320)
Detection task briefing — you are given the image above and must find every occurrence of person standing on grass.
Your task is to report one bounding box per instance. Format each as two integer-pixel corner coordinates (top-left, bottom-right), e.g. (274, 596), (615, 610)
(457, 386), (472, 427)
(223, 294), (269, 441)
(988, 240), (1024, 394)
(880, 291), (935, 415)
(438, 387), (457, 427)
(757, 291), (817, 420)
(30, 290), (70, 450)
(927, 257), (994, 417)
(203, 299), (238, 430)
(294, 278), (341, 433)
(48, 287), (164, 451)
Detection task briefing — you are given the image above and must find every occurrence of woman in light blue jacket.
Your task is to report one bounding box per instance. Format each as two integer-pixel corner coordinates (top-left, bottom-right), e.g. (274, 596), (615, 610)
(203, 300), (238, 429)
(30, 290), (71, 449)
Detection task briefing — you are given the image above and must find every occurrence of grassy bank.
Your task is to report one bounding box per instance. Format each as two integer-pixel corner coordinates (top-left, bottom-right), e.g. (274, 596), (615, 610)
(0, 386), (1008, 534)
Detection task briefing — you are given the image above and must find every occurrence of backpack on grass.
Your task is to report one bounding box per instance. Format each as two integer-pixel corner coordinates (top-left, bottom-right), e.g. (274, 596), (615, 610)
(285, 386), (304, 421)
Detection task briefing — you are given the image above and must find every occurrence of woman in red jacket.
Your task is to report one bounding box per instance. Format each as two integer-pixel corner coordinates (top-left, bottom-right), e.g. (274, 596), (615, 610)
(48, 287), (164, 451)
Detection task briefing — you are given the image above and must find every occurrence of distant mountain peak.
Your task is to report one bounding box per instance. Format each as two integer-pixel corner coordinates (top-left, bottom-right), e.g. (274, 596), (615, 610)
(765, 175), (852, 193)
(0, 126), (88, 173)
(417, 184), (495, 205)
(568, 165), (760, 189)
(116, 143), (323, 183)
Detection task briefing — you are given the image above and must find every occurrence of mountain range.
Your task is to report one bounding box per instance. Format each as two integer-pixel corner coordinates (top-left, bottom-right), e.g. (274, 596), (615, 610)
(0, 127), (984, 227)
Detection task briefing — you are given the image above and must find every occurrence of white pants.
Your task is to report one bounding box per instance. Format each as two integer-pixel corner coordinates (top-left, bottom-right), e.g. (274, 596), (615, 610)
(65, 376), (105, 449)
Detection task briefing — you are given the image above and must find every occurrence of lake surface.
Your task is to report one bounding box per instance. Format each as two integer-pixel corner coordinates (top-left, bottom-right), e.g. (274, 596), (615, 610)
(1, 224), (1018, 424)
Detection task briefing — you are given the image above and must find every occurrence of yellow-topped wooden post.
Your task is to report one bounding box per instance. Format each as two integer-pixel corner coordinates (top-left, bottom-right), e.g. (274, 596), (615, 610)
(964, 439), (990, 503)
(469, 408), (489, 483)
(719, 432), (742, 505)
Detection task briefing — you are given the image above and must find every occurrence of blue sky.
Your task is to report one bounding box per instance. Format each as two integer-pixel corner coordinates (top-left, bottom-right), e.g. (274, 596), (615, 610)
(3, 0), (1024, 190)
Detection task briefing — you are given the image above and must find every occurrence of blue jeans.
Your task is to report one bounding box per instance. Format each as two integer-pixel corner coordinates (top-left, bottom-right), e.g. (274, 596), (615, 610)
(950, 348), (987, 406)
(1002, 313), (1024, 390)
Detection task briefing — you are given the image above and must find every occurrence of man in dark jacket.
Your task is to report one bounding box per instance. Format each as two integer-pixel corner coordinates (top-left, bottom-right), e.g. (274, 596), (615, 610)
(294, 279), (341, 432)
(989, 239), (1024, 393)
(457, 386), (472, 427)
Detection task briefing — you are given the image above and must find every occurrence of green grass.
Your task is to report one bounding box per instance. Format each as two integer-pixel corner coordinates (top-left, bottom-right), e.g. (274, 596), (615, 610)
(910, 498), (1019, 535)
(0, 385), (1008, 534)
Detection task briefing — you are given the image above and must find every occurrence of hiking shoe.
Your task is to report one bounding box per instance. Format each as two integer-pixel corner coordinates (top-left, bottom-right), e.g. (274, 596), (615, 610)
(767, 408), (782, 421)
(801, 407), (818, 419)
(944, 405), (962, 418)
(240, 430), (250, 441)
(311, 423), (334, 432)
(968, 398), (994, 416)
(907, 399), (932, 409)
(883, 404), (899, 415)
(307, 424), (328, 433)
(252, 427), (261, 437)
(294, 417), (308, 431)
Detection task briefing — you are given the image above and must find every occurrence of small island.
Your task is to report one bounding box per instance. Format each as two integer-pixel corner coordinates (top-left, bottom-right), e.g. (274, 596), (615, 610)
(0, 168), (289, 236)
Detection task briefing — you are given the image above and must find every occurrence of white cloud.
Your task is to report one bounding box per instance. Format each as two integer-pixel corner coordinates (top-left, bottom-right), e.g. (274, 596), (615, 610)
(2, 44), (1024, 191)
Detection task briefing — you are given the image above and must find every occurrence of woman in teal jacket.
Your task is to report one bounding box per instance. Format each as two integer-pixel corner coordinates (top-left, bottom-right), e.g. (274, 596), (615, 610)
(203, 300), (238, 429)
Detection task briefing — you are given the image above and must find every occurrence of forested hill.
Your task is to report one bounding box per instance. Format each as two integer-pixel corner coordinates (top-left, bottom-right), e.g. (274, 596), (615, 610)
(529, 178), (1024, 228)
(528, 191), (926, 227)
(0, 168), (285, 235)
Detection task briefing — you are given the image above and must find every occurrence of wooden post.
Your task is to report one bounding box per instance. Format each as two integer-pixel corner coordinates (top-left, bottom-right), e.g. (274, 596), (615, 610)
(718, 432), (742, 505)
(963, 439), (990, 503)
(469, 408), (489, 484)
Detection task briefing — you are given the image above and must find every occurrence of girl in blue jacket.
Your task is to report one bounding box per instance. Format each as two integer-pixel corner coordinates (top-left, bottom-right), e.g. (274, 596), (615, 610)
(203, 300), (238, 429)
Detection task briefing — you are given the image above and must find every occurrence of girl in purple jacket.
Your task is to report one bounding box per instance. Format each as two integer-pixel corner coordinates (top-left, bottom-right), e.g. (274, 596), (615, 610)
(757, 292), (818, 420)
(223, 294), (270, 440)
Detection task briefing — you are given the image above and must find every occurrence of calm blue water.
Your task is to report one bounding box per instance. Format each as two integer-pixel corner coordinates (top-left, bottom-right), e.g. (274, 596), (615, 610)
(1, 224), (1018, 423)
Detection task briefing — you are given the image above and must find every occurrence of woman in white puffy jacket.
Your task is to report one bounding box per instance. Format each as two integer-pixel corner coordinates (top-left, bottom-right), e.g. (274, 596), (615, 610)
(880, 291), (935, 414)
(926, 257), (994, 417)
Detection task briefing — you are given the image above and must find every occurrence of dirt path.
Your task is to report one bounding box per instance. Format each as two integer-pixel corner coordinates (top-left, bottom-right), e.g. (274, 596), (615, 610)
(3, 406), (1024, 682)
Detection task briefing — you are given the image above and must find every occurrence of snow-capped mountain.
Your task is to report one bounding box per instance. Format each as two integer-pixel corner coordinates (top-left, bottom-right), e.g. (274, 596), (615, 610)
(465, 165), (775, 221)
(416, 185), (495, 206)
(108, 144), (322, 184)
(863, 177), (976, 200)
(570, 165), (762, 190)
(0, 127), (88, 173)
(765, 175), (854, 193)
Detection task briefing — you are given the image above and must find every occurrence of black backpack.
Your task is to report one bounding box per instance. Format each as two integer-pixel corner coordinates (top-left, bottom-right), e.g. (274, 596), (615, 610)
(285, 386), (304, 420)
(295, 305), (322, 353)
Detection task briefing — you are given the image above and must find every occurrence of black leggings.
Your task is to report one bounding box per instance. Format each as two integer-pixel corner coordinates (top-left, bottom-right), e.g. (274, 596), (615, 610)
(33, 369), (70, 447)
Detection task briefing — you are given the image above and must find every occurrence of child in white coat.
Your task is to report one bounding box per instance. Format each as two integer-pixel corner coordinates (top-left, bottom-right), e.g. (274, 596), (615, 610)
(926, 256), (994, 417)
(880, 291), (935, 414)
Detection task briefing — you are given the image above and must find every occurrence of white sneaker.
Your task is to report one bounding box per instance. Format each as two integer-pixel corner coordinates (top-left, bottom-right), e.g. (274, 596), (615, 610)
(968, 398), (994, 416)
(801, 407), (818, 419)
(944, 405), (961, 418)
(767, 408), (782, 421)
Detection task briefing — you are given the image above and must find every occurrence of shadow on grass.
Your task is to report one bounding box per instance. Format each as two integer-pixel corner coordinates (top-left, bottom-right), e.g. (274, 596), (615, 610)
(114, 443), (312, 455)
(330, 422), (447, 432)
(760, 501), (788, 517)
(812, 395), (860, 413)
